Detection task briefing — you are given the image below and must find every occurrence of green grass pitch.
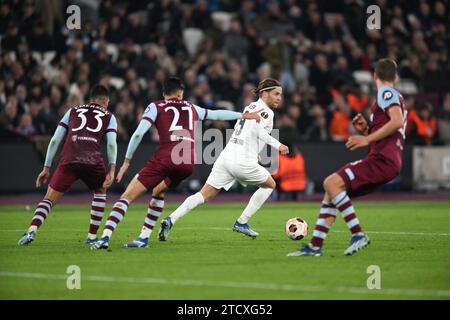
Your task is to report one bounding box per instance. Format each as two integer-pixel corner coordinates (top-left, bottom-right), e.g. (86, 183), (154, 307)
(1, 201), (450, 299)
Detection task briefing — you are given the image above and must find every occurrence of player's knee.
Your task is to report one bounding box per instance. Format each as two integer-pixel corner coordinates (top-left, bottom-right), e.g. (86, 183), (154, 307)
(323, 175), (333, 191)
(323, 174), (343, 192)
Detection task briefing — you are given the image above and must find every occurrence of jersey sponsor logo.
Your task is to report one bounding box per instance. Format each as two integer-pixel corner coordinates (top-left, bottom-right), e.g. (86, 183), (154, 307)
(383, 90), (393, 100)
(261, 111), (268, 119)
(71, 135), (98, 143)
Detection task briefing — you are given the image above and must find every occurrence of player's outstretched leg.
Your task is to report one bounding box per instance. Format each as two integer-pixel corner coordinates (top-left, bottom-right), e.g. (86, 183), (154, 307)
(124, 196), (165, 248)
(331, 191), (370, 256)
(18, 187), (62, 246)
(159, 184), (220, 241)
(92, 178), (147, 250)
(287, 199), (336, 256)
(233, 178), (275, 239)
(86, 192), (107, 245)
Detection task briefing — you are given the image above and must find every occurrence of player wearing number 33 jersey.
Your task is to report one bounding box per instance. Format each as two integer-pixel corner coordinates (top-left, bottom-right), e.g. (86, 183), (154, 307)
(18, 85), (117, 246)
(92, 77), (262, 249)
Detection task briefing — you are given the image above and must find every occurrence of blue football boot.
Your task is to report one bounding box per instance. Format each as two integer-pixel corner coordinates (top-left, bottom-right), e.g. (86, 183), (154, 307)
(287, 244), (323, 257)
(158, 217), (173, 241)
(123, 237), (149, 248)
(18, 231), (36, 246)
(232, 221), (259, 239)
(344, 233), (370, 256)
(90, 236), (110, 250)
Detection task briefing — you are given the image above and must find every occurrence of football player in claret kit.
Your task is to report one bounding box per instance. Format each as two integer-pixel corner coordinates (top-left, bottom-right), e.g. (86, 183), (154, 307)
(158, 79), (289, 241)
(91, 77), (261, 249)
(288, 58), (407, 257)
(18, 85), (117, 246)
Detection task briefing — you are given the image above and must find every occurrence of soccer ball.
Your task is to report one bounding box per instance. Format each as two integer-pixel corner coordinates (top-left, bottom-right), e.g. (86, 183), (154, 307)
(285, 217), (308, 240)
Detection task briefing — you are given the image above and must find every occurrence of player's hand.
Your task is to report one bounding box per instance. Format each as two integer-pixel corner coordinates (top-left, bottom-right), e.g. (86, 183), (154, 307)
(346, 135), (369, 151)
(103, 166), (116, 189)
(279, 144), (289, 155)
(116, 160), (130, 183)
(36, 167), (50, 188)
(243, 109), (262, 123)
(352, 113), (368, 134)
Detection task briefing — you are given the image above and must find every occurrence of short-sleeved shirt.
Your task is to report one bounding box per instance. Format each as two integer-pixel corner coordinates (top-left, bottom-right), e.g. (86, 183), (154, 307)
(368, 86), (407, 170)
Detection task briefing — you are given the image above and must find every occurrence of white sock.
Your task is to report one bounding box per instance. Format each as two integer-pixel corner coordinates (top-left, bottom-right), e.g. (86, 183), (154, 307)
(237, 187), (273, 224)
(87, 233), (97, 240)
(139, 197), (165, 239)
(102, 229), (112, 238)
(170, 192), (205, 224)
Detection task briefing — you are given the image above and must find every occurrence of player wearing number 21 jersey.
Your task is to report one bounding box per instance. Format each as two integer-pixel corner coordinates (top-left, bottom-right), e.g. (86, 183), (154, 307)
(288, 58), (407, 257)
(18, 85), (117, 246)
(158, 79), (289, 242)
(92, 77), (261, 249)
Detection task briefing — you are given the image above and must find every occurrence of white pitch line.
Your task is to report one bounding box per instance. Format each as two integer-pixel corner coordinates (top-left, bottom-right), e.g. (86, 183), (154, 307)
(178, 227), (450, 237)
(0, 271), (449, 298)
(2, 228), (450, 237)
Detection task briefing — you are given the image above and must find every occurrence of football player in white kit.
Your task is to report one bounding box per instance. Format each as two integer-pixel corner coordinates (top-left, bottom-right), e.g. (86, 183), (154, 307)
(158, 79), (289, 240)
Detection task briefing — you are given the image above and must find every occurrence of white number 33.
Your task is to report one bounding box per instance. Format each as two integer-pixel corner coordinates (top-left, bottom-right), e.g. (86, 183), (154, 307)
(72, 109), (105, 132)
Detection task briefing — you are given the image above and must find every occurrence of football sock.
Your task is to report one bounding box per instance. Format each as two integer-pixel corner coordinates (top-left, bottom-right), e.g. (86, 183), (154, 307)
(102, 198), (130, 238)
(170, 192), (204, 224)
(88, 193), (106, 238)
(310, 200), (337, 248)
(139, 196), (165, 239)
(237, 187), (273, 224)
(28, 199), (53, 232)
(332, 191), (362, 235)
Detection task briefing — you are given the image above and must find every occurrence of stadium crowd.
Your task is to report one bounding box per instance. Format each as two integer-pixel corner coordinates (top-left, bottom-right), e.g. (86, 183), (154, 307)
(0, 0), (449, 147)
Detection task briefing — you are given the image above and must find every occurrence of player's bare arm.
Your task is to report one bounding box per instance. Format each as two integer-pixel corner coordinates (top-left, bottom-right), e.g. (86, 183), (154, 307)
(346, 106), (403, 151)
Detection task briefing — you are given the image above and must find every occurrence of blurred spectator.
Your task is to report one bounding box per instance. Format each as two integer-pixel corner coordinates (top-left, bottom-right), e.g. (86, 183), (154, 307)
(437, 93), (450, 144)
(0, 0), (448, 146)
(15, 113), (37, 140)
(272, 146), (306, 201)
(328, 95), (351, 141)
(303, 105), (329, 142)
(407, 102), (438, 145)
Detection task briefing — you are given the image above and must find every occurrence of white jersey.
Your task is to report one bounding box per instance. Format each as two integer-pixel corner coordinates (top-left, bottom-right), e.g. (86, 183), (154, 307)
(219, 99), (281, 164)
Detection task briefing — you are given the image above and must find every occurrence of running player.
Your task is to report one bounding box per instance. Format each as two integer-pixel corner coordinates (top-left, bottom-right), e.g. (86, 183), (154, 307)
(91, 77), (262, 249)
(18, 85), (117, 246)
(158, 78), (289, 241)
(288, 58), (407, 257)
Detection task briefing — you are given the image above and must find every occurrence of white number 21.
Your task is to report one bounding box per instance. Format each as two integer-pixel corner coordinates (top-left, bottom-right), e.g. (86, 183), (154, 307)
(165, 106), (193, 131)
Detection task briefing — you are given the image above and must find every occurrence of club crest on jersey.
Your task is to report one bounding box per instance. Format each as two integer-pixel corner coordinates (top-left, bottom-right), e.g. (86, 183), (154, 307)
(261, 112), (268, 119)
(383, 90), (393, 100)
(72, 135), (77, 142)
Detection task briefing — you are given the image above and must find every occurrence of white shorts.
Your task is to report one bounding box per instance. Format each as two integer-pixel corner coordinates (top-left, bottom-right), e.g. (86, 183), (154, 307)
(206, 158), (270, 191)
